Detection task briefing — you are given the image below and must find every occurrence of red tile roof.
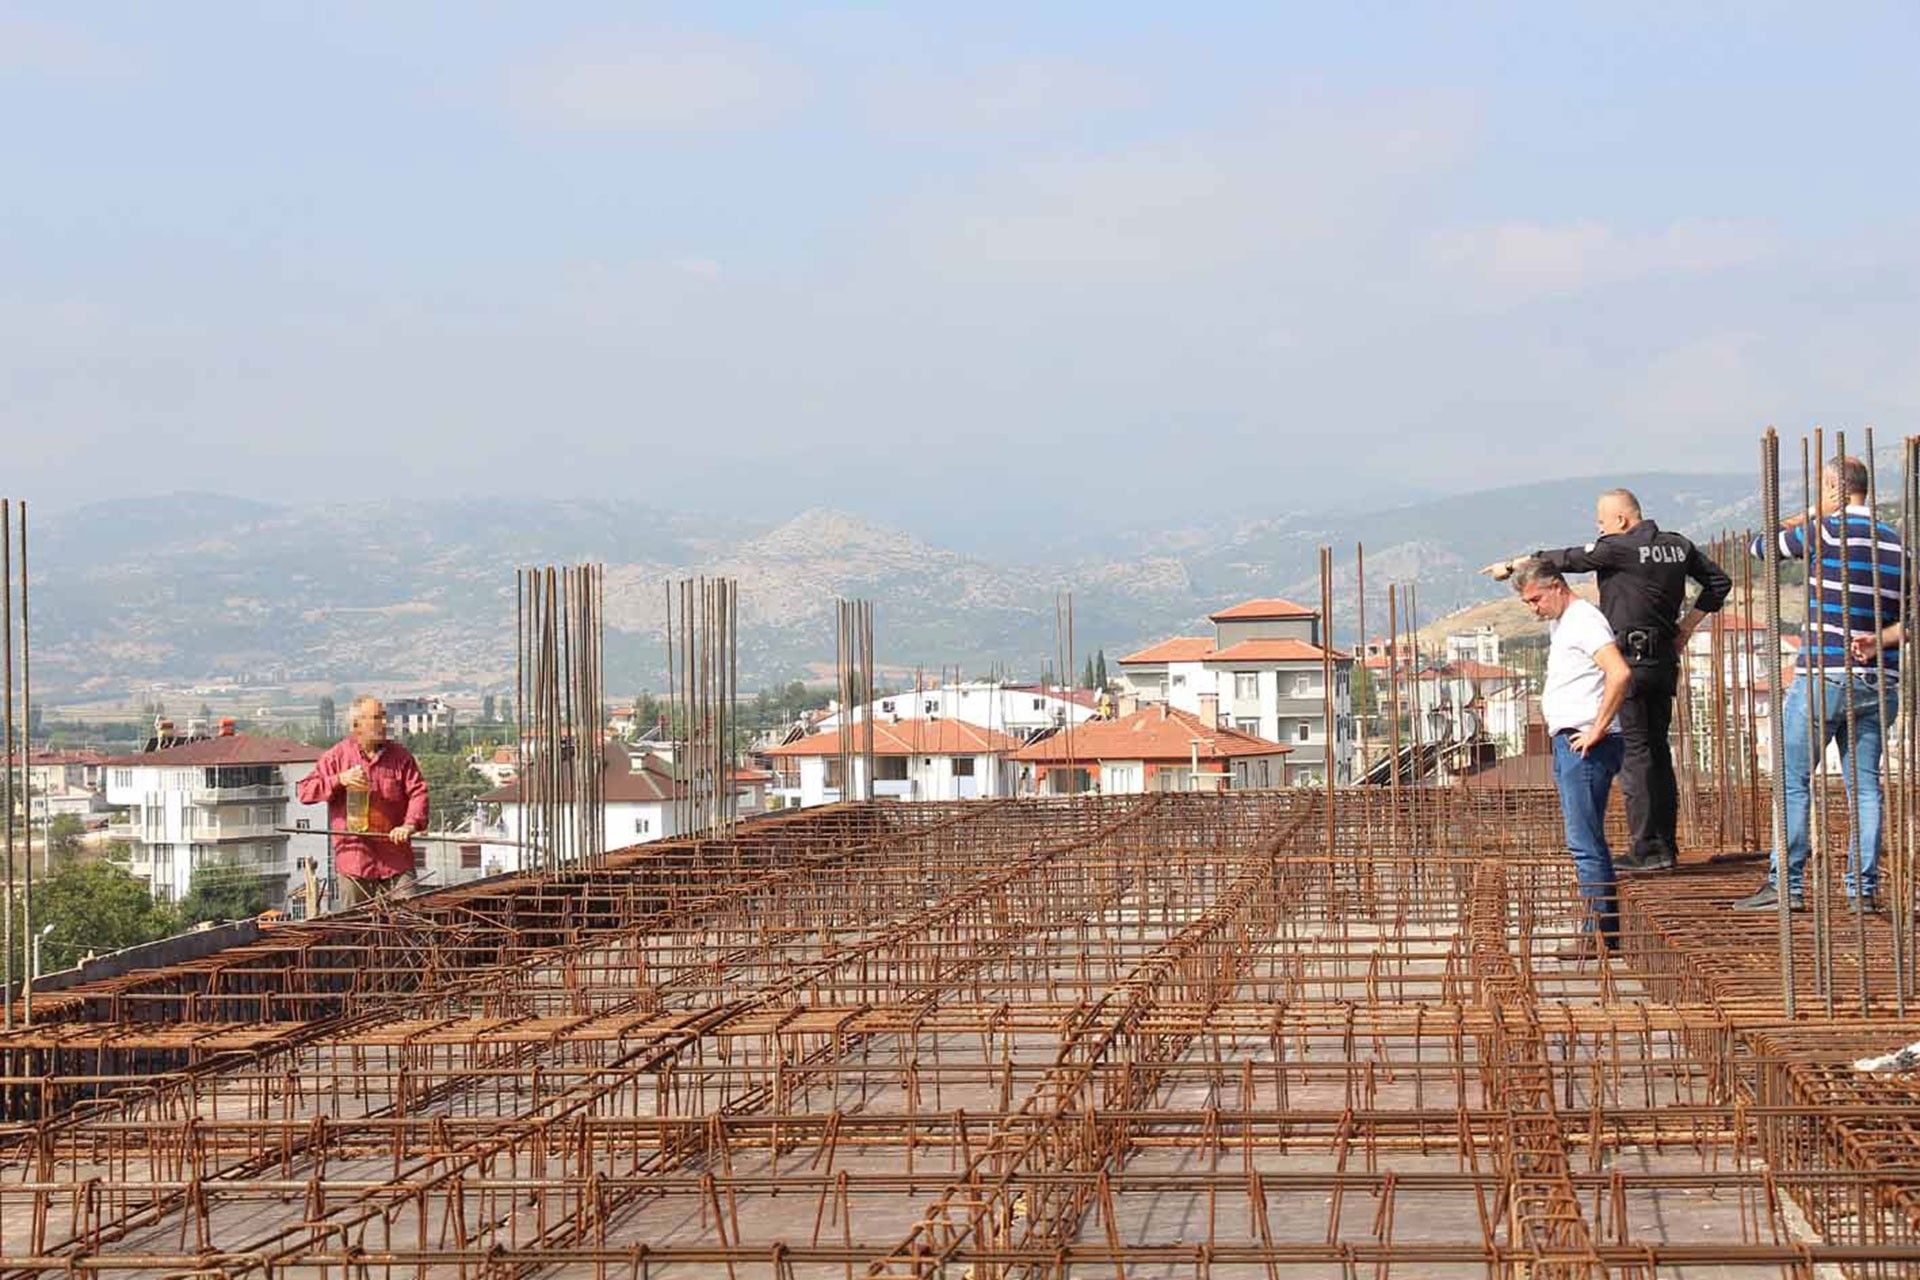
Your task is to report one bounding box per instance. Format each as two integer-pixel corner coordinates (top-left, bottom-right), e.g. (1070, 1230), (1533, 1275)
(1119, 637), (1216, 664)
(1207, 639), (1350, 663)
(1209, 597), (1317, 621)
(1013, 706), (1291, 764)
(480, 743), (766, 803)
(766, 720), (1026, 759)
(29, 749), (106, 764)
(99, 734), (323, 768)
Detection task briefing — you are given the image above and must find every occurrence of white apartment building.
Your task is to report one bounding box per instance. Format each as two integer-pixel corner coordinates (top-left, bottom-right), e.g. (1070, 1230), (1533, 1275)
(766, 720), (1025, 808)
(811, 681), (1098, 741)
(22, 750), (109, 821)
(1116, 598), (1356, 785)
(1013, 705), (1292, 795)
(102, 731), (326, 906)
(1409, 659), (1531, 757)
(1444, 625), (1502, 666)
(481, 743), (772, 856)
(387, 697), (455, 738)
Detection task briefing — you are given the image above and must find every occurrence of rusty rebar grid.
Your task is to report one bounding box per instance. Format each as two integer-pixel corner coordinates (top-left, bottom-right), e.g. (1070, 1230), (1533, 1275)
(1, 789), (1918, 1279)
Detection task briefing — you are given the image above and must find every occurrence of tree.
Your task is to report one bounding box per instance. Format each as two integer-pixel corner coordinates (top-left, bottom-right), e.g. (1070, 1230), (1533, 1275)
(1351, 665), (1378, 717)
(413, 750), (489, 829)
(47, 814), (86, 866)
(197, 701), (214, 724)
(318, 696), (337, 738)
(14, 860), (177, 976)
(1095, 650), (1109, 691)
(1081, 657), (1097, 689)
(176, 863), (274, 927)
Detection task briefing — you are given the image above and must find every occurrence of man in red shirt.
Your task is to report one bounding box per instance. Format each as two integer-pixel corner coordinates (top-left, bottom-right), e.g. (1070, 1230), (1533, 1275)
(297, 696), (429, 908)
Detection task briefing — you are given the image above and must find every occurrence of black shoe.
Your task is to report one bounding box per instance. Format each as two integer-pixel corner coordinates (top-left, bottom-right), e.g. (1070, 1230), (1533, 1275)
(1733, 885), (1805, 912)
(1616, 849), (1676, 875)
(1847, 894), (1886, 914)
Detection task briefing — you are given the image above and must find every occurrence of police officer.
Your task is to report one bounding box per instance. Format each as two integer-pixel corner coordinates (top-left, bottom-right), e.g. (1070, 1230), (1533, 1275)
(1484, 489), (1731, 872)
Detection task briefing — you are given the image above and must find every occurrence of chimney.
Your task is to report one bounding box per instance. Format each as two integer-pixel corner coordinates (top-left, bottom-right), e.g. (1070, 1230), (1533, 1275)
(1197, 692), (1220, 727)
(218, 718), (237, 736)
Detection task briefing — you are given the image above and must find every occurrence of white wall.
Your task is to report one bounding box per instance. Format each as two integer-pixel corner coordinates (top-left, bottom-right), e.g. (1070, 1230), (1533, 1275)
(495, 798), (678, 858)
(780, 752), (1010, 808)
(817, 683), (1095, 738)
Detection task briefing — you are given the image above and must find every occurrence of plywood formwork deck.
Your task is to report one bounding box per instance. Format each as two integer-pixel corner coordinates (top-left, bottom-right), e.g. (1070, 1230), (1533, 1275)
(1, 790), (1917, 1278)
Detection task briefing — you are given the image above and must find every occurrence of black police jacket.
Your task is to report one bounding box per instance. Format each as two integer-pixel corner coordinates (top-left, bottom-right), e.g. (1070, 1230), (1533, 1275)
(1532, 521), (1732, 667)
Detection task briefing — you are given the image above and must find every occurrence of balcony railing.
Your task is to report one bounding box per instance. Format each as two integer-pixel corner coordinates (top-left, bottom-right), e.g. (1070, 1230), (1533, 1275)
(190, 824), (288, 842)
(191, 784), (287, 804)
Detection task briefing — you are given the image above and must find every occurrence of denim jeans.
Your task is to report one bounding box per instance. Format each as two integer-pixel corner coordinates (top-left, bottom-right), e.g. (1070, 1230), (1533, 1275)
(1776, 672), (1898, 897)
(1552, 732), (1625, 940)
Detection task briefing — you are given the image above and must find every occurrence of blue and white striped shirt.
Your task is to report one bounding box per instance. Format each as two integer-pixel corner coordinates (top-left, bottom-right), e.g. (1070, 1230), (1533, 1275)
(1750, 503), (1909, 676)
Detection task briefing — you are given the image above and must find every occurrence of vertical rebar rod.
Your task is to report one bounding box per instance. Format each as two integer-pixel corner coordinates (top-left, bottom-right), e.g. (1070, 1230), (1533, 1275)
(16, 501), (29, 1024)
(1761, 428), (1795, 1016)
(1865, 428), (1903, 1014)
(1355, 543), (1368, 783)
(1321, 546), (1335, 849)
(1836, 430), (1870, 1016)
(2, 498), (13, 1030)
(1809, 430), (1833, 1009)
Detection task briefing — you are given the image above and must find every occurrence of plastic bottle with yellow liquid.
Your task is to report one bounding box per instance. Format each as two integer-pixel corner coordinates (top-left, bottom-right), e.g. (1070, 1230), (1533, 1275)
(346, 767), (371, 833)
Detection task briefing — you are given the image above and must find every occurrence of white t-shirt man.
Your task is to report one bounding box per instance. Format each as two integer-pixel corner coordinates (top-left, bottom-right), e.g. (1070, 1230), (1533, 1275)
(1542, 599), (1623, 736)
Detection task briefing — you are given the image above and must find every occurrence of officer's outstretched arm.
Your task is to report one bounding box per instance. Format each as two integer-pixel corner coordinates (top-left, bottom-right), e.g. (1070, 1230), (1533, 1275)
(1531, 543), (1608, 575)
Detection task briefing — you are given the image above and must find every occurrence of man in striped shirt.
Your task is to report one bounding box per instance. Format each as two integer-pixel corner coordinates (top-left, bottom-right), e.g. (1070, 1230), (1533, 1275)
(1737, 455), (1907, 912)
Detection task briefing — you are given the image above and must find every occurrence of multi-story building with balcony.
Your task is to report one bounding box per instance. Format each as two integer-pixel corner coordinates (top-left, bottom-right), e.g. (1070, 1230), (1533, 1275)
(387, 697), (456, 739)
(102, 729), (325, 906)
(809, 681), (1099, 741)
(766, 720), (1025, 808)
(1116, 597), (1356, 786)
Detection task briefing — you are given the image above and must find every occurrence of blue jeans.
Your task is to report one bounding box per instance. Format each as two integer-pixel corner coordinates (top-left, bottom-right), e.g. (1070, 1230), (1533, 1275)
(1777, 672), (1897, 897)
(1553, 732), (1624, 940)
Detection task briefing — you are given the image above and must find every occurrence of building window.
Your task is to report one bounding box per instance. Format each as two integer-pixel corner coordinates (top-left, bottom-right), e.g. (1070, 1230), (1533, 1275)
(1171, 674), (1186, 688)
(876, 757), (910, 782)
(1292, 675), (1313, 697)
(1032, 698), (1045, 710)
(1236, 719), (1260, 735)
(1234, 672), (1258, 700)
(881, 699), (895, 713)
(460, 844), (482, 868)
(924, 700), (939, 715)
(634, 817), (651, 835)
(1297, 723), (1312, 742)
(296, 818), (311, 830)
(953, 757), (976, 777)
(112, 769), (133, 789)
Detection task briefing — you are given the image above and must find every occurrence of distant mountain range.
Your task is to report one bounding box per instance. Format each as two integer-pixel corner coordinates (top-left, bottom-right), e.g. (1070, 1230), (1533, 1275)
(26, 474), (1768, 697)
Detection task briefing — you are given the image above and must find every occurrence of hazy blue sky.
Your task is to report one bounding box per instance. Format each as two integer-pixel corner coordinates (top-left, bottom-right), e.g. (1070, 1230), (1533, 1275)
(5, 3), (1917, 546)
